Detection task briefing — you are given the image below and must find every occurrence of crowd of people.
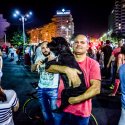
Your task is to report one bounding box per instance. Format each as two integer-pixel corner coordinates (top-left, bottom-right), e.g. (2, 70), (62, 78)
(0, 34), (125, 125)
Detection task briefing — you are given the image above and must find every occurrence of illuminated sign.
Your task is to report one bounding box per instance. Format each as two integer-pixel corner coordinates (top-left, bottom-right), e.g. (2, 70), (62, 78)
(56, 10), (70, 15)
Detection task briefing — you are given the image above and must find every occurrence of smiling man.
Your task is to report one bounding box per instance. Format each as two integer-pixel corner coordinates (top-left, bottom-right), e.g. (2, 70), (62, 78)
(46, 34), (101, 125)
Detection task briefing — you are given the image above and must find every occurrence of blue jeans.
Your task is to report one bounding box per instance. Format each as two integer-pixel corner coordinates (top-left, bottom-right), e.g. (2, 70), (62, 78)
(119, 64), (125, 125)
(62, 112), (90, 125)
(37, 87), (62, 125)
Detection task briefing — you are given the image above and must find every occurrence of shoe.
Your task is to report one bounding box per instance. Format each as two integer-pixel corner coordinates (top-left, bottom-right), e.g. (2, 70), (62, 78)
(108, 93), (115, 96)
(117, 92), (122, 95)
(109, 84), (114, 90)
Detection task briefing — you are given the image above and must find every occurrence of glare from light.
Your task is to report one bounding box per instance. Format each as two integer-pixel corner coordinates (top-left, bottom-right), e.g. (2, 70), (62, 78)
(15, 10), (20, 15)
(62, 9), (65, 12)
(26, 14), (30, 18)
(13, 13), (17, 17)
(61, 26), (65, 29)
(29, 11), (32, 15)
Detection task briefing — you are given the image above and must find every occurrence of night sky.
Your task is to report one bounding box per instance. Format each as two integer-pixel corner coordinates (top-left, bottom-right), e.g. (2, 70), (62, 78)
(0, 0), (115, 37)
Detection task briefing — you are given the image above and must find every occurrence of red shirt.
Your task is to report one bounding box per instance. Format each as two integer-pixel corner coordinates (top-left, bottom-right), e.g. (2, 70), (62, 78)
(112, 47), (121, 58)
(57, 56), (101, 117)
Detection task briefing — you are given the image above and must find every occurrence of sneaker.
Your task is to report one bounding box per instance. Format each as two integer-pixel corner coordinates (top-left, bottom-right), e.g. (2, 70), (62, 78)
(108, 93), (115, 96)
(117, 92), (122, 95)
(109, 84), (114, 90)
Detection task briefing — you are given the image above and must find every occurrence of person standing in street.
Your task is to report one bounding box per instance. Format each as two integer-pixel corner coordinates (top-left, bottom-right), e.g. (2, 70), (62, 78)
(0, 50), (19, 125)
(118, 64), (125, 125)
(0, 49), (3, 79)
(109, 45), (125, 96)
(107, 40), (123, 90)
(8, 45), (15, 61)
(46, 35), (101, 125)
(0, 86), (19, 125)
(32, 41), (60, 125)
(101, 40), (112, 79)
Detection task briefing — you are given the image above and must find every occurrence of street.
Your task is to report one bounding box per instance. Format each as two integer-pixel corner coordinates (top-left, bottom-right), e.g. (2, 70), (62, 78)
(1, 54), (121, 125)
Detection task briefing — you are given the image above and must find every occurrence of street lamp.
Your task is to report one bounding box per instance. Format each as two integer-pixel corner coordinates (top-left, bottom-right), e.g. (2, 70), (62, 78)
(13, 10), (32, 45)
(4, 33), (6, 44)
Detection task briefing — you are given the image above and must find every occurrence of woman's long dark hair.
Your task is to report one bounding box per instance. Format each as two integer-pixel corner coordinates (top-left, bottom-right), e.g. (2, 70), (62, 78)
(0, 87), (7, 102)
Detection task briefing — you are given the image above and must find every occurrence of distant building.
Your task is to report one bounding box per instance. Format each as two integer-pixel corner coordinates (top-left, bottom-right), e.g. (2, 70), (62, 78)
(28, 9), (74, 44)
(27, 22), (57, 44)
(109, 0), (125, 35)
(53, 9), (74, 42)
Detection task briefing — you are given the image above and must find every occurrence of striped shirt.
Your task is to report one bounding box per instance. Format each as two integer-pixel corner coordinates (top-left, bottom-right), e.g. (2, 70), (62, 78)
(0, 90), (18, 125)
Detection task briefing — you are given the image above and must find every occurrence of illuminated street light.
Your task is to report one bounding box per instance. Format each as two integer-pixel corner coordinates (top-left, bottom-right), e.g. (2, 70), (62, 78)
(13, 10), (32, 45)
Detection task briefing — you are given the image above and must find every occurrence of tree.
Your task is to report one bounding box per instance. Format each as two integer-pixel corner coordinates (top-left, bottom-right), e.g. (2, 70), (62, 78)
(10, 30), (30, 45)
(110, 32), (125, 44)
(0, 14), (10, 39)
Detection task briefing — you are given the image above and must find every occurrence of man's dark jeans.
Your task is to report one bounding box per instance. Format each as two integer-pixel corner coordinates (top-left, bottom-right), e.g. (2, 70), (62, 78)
(37, 88), (60, 125)
(62, 112), (90, 125)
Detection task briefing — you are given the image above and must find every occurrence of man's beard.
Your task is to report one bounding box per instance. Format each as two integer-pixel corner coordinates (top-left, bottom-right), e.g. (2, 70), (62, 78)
(43, 51), (50, 57)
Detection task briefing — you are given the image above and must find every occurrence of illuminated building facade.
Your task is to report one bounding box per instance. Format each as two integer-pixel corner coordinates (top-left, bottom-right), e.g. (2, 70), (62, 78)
(109, 0), (125, 34)
(28, 9), (74, 44)
(27, 21), (57, 44)
(54, 9), (74, 42)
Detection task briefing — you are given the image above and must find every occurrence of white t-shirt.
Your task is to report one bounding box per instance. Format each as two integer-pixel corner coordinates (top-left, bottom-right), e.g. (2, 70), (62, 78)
(35, 53), (59, 88)
(0, 90), (18, 125)
(9, 48), (15, 54)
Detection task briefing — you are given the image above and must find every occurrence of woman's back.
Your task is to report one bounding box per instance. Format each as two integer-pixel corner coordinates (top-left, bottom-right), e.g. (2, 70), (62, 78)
(0, 90), (19, 125)
(118, 54), (125, 65)
(117, 45), (125, 69)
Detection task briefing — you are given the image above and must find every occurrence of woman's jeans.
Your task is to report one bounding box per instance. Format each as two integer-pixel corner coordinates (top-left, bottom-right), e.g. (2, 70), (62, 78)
(37, 87), (62, 125)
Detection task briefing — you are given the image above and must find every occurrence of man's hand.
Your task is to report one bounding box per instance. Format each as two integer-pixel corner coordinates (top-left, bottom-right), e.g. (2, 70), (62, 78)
(46, 65), (82, 87)
(47, 54), (55, 61)
(107, 63), (110, 68)
(64, 67), (82, 87)
(35, 60), (42, 71)
(68, 96), (80, 104)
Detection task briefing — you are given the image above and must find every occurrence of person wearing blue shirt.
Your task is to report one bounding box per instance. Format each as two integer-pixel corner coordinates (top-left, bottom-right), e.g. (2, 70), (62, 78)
(118, 64), (125, 125)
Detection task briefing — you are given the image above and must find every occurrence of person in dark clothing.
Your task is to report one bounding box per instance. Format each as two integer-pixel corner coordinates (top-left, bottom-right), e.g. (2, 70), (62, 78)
(101, 40), (112, 79)
(17, 45), (23, 61)
(5, 46), (9, 58)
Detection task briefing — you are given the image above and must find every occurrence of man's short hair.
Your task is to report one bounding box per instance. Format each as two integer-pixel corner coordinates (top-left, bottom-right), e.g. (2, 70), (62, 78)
(74, 34), (89, 44)
(106, 40), (110, 44)
(41, 41), (48, 46)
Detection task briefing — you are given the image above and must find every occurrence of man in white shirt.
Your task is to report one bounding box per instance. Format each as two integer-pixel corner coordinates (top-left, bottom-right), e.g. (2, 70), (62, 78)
(32, 41), (60, 125)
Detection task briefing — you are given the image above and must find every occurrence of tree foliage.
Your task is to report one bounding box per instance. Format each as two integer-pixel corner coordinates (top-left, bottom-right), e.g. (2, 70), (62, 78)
(10, 30), (30, 45)
(111, 32), (125, 42)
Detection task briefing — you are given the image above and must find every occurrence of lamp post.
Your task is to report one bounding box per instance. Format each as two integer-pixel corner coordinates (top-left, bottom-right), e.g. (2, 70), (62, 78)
(4, 33), (6, 44)
(22, 16), (25, 45)
(13, 10), (32, 45)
